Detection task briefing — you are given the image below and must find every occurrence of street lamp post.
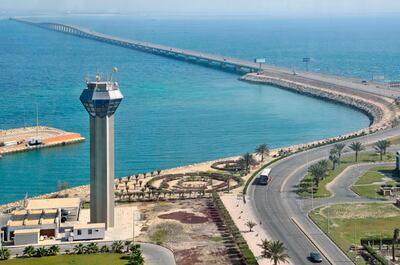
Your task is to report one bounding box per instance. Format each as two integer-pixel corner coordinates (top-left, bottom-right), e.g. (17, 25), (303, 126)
(327, 204), (330, 234)
(132, 208), (135, 244)
(302, 57), (311, 72)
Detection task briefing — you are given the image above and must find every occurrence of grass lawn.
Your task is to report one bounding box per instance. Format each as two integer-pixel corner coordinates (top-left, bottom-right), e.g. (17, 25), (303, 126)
(352, 166), (400, 199)
(387, 135), (400, 146)
(0, 254), (126, 265)
(298, 152), (394, 198)
(310, 203), (400, 264)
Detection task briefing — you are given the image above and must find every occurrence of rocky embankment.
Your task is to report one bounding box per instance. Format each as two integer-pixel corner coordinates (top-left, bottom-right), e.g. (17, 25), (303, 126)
(240, 73), (399, 133)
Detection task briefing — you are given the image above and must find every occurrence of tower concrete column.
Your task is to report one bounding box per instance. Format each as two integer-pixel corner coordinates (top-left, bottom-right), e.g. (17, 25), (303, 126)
(90, 116), (115, 227)
(80, 75), (123, 229)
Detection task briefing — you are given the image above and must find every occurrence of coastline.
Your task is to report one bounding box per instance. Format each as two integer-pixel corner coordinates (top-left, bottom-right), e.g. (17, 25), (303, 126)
(2, 71), (399, 211)
(240, 72), (399, 133)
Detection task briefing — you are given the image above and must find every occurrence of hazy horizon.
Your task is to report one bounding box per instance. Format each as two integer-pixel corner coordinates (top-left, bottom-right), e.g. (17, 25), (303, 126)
(1, 0), (400, 18)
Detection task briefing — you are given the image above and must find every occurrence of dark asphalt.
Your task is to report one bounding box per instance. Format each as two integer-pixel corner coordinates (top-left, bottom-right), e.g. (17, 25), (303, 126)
(248, 126), (400, 265)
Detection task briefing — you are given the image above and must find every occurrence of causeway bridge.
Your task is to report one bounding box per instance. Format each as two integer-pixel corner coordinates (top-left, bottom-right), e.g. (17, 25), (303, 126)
(10, 17), (262, 74)
(11, 17), (399, 100)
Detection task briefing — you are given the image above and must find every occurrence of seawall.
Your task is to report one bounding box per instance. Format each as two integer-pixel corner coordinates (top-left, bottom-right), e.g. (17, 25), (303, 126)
(240, 73), (399, 134)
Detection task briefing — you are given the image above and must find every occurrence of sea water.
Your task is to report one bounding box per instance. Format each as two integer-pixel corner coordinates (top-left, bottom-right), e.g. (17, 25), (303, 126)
(2, 16), (398, 204)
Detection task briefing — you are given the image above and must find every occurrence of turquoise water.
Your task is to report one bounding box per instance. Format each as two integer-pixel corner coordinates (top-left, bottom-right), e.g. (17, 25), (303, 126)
(2, 16), (396, 204)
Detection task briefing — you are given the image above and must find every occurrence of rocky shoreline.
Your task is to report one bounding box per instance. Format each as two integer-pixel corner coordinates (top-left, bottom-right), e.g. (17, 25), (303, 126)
(240, 73), (399, 132)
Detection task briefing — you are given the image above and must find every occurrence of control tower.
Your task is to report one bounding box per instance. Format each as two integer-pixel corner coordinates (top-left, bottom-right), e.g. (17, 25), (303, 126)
(80, 72), (123, 229)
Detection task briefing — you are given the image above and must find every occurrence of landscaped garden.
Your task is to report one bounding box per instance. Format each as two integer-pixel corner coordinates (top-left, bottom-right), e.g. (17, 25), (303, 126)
(0, 241), (144, 265)
(352, 166), (400, 199)
(298, 140), (394, 198)
(309, 203), (400, 264)
(0, 253), (126, 265)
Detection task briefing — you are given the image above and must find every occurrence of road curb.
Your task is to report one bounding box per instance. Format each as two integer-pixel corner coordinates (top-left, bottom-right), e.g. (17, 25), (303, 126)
(291, 217), (334, 265)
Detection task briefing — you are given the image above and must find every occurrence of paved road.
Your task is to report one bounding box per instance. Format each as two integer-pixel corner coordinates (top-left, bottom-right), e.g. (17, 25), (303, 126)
(6, 241), (176, 265)
(248, 126), (400, 265)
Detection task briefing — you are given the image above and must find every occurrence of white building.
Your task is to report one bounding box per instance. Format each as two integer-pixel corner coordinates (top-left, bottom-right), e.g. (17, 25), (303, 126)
(71, 223), (105, 241)
(4, 198), (81, 244)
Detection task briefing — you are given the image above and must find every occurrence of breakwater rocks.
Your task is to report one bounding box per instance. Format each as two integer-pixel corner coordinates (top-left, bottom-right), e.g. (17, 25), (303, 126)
(240, 73), (399, 131)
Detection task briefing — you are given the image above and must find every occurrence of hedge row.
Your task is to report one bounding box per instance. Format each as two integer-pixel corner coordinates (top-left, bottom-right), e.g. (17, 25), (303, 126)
(362, 243), (389, 265)
(212, 192), (258, 265)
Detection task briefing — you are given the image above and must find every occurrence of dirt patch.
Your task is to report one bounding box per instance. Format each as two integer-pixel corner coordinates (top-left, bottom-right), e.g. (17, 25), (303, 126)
(320, 203), (400, 219)
(136, 199), (232, 265)
(158, 211), (209, 224)
(175, 247), (202, 265)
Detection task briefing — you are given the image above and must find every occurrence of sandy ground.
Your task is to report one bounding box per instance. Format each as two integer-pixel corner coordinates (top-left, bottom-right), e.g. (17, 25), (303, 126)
(219, 156), (294, 265)
(78, 205), (143, 241)
(136, 199), (233, 265)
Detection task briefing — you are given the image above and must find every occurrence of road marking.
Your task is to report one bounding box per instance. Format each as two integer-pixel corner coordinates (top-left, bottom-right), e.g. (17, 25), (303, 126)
(279, 157), (322, 193)
(291, 217), (334, 265)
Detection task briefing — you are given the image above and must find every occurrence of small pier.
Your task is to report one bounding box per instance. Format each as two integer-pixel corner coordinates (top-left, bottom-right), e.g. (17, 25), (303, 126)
(0, 126), (85, 156)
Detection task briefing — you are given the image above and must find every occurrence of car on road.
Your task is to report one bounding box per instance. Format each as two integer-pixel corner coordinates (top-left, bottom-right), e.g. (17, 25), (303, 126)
(309, 251), (322, 263)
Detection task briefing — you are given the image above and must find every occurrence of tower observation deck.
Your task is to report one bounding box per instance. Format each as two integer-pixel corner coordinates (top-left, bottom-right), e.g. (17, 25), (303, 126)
(80, 74), (123, 229)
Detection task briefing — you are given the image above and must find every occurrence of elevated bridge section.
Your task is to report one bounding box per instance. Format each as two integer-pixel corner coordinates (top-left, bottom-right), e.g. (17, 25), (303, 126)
(11, 17), (399, 99)
(11, 17), (260, 74)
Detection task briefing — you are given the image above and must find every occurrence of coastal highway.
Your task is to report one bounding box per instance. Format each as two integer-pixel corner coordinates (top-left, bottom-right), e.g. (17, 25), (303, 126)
(248, 126), (400, 264)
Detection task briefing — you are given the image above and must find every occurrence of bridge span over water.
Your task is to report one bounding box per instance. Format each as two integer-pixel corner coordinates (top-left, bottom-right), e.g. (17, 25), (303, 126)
(11, 17), (399, 100)
(11, 17), (263, 74)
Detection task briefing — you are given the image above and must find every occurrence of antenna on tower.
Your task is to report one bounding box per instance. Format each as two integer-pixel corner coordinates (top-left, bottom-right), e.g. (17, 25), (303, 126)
(95, 72), (101, 82)
(109, 67), (118, 82)
(36, 103), (39, 137)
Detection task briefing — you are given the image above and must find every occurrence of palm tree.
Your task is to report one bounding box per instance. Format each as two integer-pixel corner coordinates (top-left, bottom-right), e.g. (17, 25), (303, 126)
(393, 228), (400, 261)
(23, 246), (35, 257)
(258, 239), (271, 258)
(129, 244), (141, 254)
(318, 159), (329, 171)
(256, 144), (270, 162)
(245, 220), (257, 232)
(111, 240), (124, 253)
(349, 142), (364, 162)
(100, 245), (110, 253)
(85, 243), (99, 254)
(268, 240), (290, 265)
(48, 245), (60, 256)
(128, 248), (144, 265)
(35, 247), (48, 257)
(333, 143), (346, 162)
(308, 162), (327, 187)
(0, 247), (10, 260)
(239, 153), (257, 172)
(125, 240), (133, 253)
(73, 243), (85, 254)
(328, 150), (339, 170)
(375, 140), (391, 160)
(226, 175), (232, 193)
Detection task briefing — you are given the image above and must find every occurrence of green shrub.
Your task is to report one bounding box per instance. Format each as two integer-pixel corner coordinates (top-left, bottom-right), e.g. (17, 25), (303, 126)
(363, 243), (389, 265)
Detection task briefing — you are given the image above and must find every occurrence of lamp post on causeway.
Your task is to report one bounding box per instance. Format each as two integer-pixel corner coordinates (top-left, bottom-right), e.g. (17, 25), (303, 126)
(80, 69), (123, 229)
(302, 57), (311, 71)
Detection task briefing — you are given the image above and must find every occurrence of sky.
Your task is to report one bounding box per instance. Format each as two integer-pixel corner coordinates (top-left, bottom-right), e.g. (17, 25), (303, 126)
(1, 0), (400, 17)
